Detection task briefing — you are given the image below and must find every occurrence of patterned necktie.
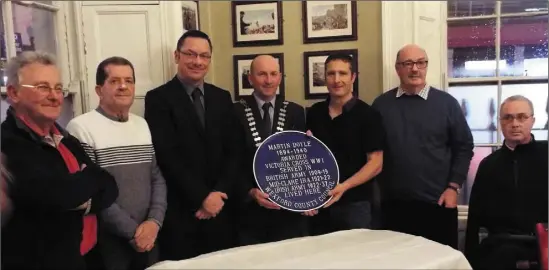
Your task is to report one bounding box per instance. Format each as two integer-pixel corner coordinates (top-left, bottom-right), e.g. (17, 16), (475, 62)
(262, 102), (272, 137)
(192, 88), (205, 127)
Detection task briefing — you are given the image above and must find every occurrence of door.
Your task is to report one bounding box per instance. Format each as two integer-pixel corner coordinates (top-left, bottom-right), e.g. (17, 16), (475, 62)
(81, 4), (165, 116)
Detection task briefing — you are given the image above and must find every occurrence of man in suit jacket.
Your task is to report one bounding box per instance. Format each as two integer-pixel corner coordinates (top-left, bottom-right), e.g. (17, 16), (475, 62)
(144, 30), (243, 260)
(234, 55), (314, 245)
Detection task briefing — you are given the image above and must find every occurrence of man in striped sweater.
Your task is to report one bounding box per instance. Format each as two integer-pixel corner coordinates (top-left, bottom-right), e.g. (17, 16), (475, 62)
(66, 56), (167, 270)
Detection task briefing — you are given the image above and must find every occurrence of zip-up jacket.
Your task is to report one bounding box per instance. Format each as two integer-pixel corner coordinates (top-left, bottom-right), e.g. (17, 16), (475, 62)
(464, 136), (548, 264)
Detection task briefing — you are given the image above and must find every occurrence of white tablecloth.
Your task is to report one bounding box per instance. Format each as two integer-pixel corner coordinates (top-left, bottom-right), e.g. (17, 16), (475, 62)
(148, 229), (472, 269)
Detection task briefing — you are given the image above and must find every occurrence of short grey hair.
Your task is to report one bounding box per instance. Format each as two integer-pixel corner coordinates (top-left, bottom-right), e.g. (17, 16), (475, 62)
(500, 95), (535, 115)
(5, 51), (57, 87)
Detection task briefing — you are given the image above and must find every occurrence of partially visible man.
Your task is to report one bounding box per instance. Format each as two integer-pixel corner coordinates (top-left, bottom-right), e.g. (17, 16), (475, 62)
(306, 53), (385, 235)
(1, 51), (118, 270)
(66, 56), (167, 270)
(234, 54), (311, 245)
(372, 44), (474, 248)
(1, 153), (12, 227)
(465, 95), (548, 269)
(145, 30), (243, 260)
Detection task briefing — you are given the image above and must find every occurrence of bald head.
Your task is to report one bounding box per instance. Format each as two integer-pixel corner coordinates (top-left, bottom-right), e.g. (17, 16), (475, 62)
(248, 54), (281, 101)
(396, 44), (427, 64)
(250, 54), (279, 74)
(394, 44), (429, 93)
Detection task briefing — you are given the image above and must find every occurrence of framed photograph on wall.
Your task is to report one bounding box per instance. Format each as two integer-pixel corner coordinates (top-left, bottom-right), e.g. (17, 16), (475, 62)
(303, 49), (358, 100)
(233, 53), (285, 100)
(182, 1), (200, 31)
(302, 1), (357, 44)
(231, 1), (284, 47)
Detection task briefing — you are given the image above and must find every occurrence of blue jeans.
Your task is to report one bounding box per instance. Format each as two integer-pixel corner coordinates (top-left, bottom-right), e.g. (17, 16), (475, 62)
(311, 201), (372, 235)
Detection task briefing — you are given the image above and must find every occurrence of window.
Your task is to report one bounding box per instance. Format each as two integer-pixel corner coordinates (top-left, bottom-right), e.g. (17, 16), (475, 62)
(1, 0), (60, 90)
(446, 1), (549, 205)
(1, 4), (6, 87)
(11, 2), (57, 56)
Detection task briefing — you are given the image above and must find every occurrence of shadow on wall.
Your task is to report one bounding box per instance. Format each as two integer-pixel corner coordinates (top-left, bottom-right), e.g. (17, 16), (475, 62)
(0, 95), (74, 127)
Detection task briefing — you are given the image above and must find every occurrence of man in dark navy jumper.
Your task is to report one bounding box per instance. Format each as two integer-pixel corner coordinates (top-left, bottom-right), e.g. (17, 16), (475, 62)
(372, 44), (474, 248)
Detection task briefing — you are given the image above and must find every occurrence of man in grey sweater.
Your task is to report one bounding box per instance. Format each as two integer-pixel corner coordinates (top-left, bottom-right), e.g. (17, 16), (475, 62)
(66, 57), (167, 269)
(372, 44), (473, 249)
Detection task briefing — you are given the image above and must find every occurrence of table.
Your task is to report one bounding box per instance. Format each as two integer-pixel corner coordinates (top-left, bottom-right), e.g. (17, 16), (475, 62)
(148, 229), (472, 269)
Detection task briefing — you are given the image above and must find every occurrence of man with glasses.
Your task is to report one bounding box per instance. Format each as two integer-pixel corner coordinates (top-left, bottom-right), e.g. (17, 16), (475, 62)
(372, 44), (474, 248)
(465, 95), (548, 269)
(145, 30), (243, 260)
(1, 51), (118, 269)
(66, 56), (167, 270)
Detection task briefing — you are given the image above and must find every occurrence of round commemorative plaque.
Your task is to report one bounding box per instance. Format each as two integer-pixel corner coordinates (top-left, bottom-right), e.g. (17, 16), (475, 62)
(253, 130), (339, 212)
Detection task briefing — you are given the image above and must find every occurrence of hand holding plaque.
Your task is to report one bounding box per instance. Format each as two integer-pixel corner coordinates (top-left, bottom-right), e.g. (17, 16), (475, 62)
(253, 131), (340, 212)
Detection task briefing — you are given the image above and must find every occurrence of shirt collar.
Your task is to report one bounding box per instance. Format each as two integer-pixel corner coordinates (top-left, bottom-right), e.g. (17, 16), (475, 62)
(253, 92), (275, 110)
(396, 84), (430, 100)
(96, 106), (128, 122)
(177, 74), (204, 97)
(8, 106), (65, 147)
(503, 134), (535, 151)
(343, 96), (357, 112)
(325, 96), (357, 113)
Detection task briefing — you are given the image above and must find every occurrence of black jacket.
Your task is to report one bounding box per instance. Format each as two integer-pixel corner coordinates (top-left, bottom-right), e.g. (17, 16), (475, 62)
(465, 137), (548, 262)
(1, 108), (118, 270)
(144, 77), (244, 257)
(233, 95), (306, 199)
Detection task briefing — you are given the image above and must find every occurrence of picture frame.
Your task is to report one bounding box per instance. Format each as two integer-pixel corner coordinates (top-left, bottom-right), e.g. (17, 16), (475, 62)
(302, 1), (358, 44)
(182, 1), (200, 31)
(303, 49), (358, 100)
(231, 1), (284, 47)
(233, 53), (285, 100)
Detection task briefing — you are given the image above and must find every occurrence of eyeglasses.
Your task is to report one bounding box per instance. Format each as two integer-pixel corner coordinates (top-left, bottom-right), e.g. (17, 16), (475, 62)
(397, 60), (428, 69)
(500, 113), (533, 123)
(20, 84), (69, 97)
(179, 51), (211, 62)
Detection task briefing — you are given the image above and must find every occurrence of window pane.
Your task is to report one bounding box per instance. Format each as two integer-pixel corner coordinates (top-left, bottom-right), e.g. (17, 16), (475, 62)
(448, 84), (499, 144)
(500, 82), (549, 140)
(459, 146), (498, 205)
(12, 3), (56, 55)
(1, 3), (6, 87)
(447, 0), (495, 18)
(448, 19), (496, 78)
(501, 0), (549, 14)
(500, 15), (548, 77)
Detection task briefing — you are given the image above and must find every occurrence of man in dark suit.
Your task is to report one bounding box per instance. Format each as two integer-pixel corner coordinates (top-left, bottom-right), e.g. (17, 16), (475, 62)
(234, 55), (315, 246)
(144, 30), (243, 260)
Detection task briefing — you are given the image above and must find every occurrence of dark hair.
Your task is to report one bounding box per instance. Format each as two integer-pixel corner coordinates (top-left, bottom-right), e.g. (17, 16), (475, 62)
(96, 56), (135, 86)
(176, 30), (213, 52)
(324, 53), (355, 73)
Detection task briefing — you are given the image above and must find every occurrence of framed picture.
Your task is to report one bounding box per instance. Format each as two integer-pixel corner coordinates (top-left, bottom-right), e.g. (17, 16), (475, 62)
(231, 1), (284, 47)
(303, 49), (358, 100)
(233, 53), (285, 100)
(182, 1), (200, 31)
(302, 1), (357, 44)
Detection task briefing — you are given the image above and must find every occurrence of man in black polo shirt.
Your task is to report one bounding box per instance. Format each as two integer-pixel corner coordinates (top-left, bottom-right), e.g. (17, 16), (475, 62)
(306, 53), (385, 235)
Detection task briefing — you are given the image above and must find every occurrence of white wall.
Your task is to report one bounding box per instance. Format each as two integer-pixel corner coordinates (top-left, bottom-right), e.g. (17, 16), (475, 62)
(381, 1), (446, 91)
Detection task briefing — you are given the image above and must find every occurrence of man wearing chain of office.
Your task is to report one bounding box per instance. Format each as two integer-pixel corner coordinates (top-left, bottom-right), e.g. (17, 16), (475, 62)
(234, 54), (313, 246)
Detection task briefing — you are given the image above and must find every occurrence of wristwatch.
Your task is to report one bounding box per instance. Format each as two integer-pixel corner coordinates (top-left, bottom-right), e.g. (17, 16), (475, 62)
(447, 185), (460, 194)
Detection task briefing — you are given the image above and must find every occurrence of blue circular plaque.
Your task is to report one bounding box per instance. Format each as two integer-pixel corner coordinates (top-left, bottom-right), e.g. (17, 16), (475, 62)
(253, 130), (339, 212)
